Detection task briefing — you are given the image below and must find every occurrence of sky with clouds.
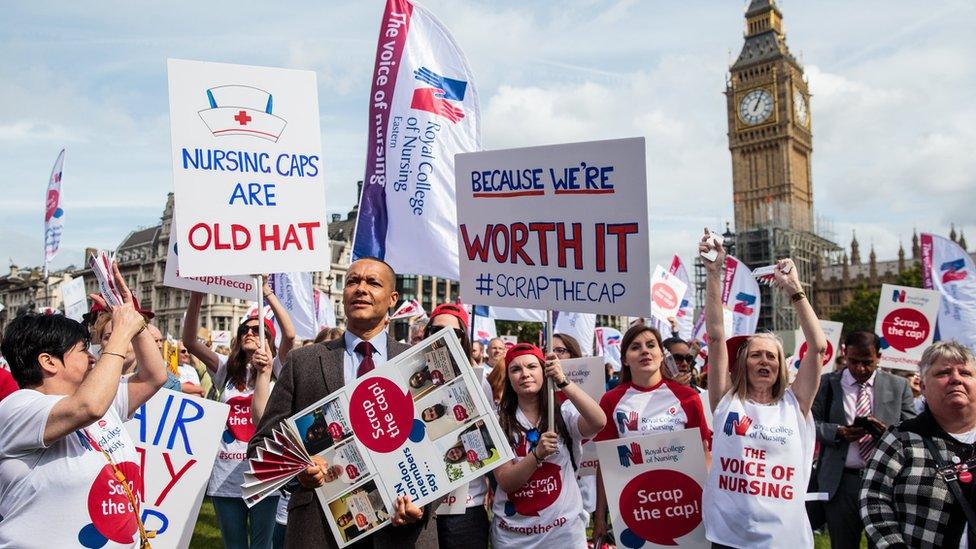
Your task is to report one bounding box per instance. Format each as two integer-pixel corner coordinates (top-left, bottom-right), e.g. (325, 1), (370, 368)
(1, 0), (973, 276)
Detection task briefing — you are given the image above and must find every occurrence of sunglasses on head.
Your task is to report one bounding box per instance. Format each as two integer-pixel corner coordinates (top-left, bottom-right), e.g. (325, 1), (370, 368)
(429, 325), (466, 340)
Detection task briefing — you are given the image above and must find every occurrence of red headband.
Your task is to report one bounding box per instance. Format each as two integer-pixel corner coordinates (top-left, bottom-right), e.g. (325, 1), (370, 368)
(505, 343), (546, 369)
(430, 303), (469, 330)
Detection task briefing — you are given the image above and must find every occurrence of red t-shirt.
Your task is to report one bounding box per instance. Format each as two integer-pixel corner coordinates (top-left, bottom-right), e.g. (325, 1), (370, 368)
(594, 379), (711, 449)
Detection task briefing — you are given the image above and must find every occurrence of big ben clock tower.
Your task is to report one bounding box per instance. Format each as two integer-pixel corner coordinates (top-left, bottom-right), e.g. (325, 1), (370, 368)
(716, 0), (838, 331)
(727, 0), (812, 232)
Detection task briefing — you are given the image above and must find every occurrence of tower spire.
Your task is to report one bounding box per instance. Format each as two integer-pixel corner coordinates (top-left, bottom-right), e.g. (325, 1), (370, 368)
(850, 230), (861, 265)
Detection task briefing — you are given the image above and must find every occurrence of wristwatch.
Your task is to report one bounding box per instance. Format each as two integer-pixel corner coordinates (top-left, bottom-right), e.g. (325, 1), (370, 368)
(556, 378), (570, 389)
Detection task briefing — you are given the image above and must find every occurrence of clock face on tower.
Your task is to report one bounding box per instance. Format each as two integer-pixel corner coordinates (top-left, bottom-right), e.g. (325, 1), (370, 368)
(793, 89), (809, 127)
(738, 88), (774, 125)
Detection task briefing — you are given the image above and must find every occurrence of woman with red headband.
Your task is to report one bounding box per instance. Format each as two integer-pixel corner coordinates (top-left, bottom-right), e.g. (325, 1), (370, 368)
(182, 279), (296, 549)
(699, 231), (826, 548)
(591, 321), (712, 543)
(490, 343), (606, 548)
(422, 303), (496, 549)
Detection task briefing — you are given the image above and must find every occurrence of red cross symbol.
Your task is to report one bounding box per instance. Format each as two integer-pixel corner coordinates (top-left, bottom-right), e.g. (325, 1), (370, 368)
(234, 110), (252, 126)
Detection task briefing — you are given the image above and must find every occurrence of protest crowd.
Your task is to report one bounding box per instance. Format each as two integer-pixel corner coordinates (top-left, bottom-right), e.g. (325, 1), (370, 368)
(2, 1), (974, 549)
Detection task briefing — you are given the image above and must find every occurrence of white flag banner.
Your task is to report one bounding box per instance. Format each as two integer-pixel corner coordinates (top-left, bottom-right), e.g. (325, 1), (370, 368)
(554, 311), (596, 356)
(391, 298), (425, 320)
(314, 289), (337, 331)
(44, 148), (66, 273)
(922, 233), (976, 352)
(61, 276), (88, 322)
(353, 0), (481, 280)
(595, 326), (623, 371)
(721, 255), (761, 336)
(490, 306), (545, 323)
(269, 272), (317, 340)
(470, 307), (497, 346)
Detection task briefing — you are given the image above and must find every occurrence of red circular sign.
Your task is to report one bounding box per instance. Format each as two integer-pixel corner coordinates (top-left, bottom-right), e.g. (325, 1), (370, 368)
(86, 461), (143, 544)
(798, 340), (834, 366)
(652, 283), (679, 311)
(348, 377), (414, 453)
(453, 404), (469, 422)
(508, 462), (561, 516)
(882, 308), (930, 352)
(619, 469), (702, 546)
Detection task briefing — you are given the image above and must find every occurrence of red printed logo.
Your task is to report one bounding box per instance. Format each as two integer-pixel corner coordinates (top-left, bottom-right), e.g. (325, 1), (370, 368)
(882, 308), (930, 352)
(86, 461), (143, 544)
(652, 282), (679, 311)
(226, 395), (255, 442)
(453, 404), (469, 422)
(508, 462), (562, 516)
(349, 377), (414, 453)
(328, 422), (345, 440)
(619, 470), (702, 545)
(355, 513), (368, 528)
(431, 370), (444, 385)
(346, 464), (360, 481)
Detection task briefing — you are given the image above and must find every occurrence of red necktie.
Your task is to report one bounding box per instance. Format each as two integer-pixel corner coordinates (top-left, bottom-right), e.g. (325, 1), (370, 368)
(355, 341), (376, 377)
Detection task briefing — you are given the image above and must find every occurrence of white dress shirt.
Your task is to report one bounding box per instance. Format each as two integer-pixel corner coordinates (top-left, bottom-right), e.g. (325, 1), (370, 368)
(342, 330), (389, 385)
(841, 368), (876, 469)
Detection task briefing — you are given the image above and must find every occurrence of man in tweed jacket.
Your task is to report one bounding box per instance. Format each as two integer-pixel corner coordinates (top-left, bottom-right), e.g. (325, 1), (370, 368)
(861, 341), (976, 548)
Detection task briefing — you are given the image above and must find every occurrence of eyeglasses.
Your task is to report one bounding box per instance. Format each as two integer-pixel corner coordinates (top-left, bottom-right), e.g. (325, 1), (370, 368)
(672, 354), (695, 364)
(552, 347), (569, 355)
(179, 350), (189, 355)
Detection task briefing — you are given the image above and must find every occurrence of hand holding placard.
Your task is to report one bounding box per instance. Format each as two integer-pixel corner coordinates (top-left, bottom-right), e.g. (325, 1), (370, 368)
(699, 229), (721, 263)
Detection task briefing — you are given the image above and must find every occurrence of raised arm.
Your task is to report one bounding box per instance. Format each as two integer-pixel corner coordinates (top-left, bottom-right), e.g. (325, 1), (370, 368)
(776, 259), (826, 415)
(263, 275), (296, 363)
(702, 231), (729, 412)
(181, 291), (221, 373)
(43, 264), (147, 444)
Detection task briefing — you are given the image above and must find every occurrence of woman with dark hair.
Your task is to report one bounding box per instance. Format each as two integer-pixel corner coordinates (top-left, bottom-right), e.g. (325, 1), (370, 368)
(552, 333), (583, 362)
(699, 232), (826, 548)
(491, 344), (605, 548)
(591, 323), (712, 543)
(0, 262), (167, 547)
(422, 303), (496, 549)
(182, 279), (296, 549)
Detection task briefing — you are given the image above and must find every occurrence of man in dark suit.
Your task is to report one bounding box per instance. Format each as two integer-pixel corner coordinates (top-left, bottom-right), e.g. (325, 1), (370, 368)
(248, 257), (437, 549)
(812, 331), (917, 549)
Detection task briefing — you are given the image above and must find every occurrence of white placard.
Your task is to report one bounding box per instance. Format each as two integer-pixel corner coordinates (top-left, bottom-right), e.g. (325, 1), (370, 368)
(163, 231), (255, 300)
(61, 276), (88, 322)
(167, 58), (330, 277)
(557, 356), (606, 476)
(650, 265), (689, 324)
(874, 284), (941, 371)
(455, 137), (651, 316)
(595, 428), (708, 549)
(790, 320), (844, 378)
(124, 390), (230, 549)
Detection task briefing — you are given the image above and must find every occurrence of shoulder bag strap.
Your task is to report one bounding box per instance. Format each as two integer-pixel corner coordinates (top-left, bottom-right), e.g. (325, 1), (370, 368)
(922, 436), (976, 530)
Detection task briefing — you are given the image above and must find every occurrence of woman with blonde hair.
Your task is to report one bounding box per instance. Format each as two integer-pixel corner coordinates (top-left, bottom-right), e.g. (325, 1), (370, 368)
(700, 230), (827, 548)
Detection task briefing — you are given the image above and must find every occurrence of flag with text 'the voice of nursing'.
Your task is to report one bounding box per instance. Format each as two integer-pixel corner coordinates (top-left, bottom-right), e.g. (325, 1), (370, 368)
(44, 149), (66, 274)
(353, 0), (481, 279)
(922, 232), (976, 352)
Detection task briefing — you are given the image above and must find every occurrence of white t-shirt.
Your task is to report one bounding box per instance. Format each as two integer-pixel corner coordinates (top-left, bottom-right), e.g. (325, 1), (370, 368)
(208, 354), (280, 498)
(490, 405), (587, 549)
(704, 389), (815, 549)
(177, 363), (201, 386)
(0, 379), (143, 548)
(593, 379), (711, 447)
